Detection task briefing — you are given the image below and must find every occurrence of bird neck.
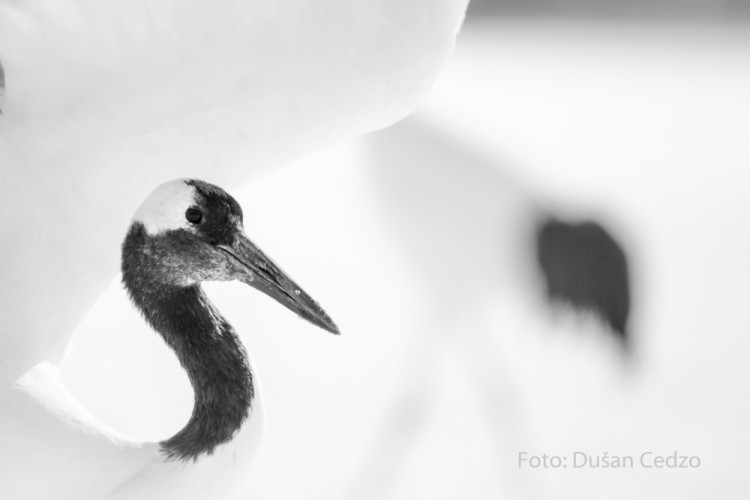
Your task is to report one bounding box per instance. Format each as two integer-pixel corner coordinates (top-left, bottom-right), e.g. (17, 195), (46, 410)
(124, 276), (254, 461)
(160, 286), (255, 461)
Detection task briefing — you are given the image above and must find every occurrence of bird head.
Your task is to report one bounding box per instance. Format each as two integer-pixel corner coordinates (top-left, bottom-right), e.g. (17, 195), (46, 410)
(124, 178), (339, 334)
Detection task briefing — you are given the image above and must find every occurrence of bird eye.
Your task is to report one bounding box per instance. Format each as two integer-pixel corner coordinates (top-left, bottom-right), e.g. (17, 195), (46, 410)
(185, 207), (203, 224)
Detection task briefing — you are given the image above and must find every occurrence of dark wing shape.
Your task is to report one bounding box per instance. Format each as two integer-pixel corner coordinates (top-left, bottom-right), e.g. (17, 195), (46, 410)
(536, 218), (631, 352)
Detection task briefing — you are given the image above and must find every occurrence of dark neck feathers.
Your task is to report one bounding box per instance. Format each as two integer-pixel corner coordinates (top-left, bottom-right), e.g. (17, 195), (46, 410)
(121, 224), (254, 461)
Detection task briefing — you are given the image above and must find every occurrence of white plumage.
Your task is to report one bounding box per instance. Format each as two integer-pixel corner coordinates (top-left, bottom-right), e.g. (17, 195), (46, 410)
(0, 2), (467, 499)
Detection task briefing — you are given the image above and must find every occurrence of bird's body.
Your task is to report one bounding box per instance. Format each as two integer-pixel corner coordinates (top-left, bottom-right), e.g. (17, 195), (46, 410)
(0, 179), (336, 499)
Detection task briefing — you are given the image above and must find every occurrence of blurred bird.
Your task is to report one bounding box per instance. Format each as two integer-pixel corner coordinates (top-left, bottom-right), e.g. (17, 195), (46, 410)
(342, 120), (632, 500)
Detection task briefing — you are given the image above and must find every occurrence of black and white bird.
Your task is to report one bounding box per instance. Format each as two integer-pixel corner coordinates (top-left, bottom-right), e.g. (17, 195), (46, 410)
(0, 179), (337, 499)
(0, 3), (466, 498)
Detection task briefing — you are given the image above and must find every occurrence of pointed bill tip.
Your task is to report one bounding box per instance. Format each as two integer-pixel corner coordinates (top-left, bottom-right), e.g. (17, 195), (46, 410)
(219, 237), (340, 337)
(325, 321), (341, 336)
(307, 309), (340, 335)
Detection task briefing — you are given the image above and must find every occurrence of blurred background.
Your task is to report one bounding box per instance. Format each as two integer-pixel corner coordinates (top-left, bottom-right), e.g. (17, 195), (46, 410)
(62, 1), (750, 499)
(471, 0), (750, 19)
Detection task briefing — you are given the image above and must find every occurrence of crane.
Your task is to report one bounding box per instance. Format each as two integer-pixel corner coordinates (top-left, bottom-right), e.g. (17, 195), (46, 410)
(0, 178), (337, 499)
(0, 3), (467, 498)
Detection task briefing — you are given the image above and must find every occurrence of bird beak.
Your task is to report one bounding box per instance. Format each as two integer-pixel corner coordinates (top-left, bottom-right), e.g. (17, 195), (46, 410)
(217, 233), (339, 335)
